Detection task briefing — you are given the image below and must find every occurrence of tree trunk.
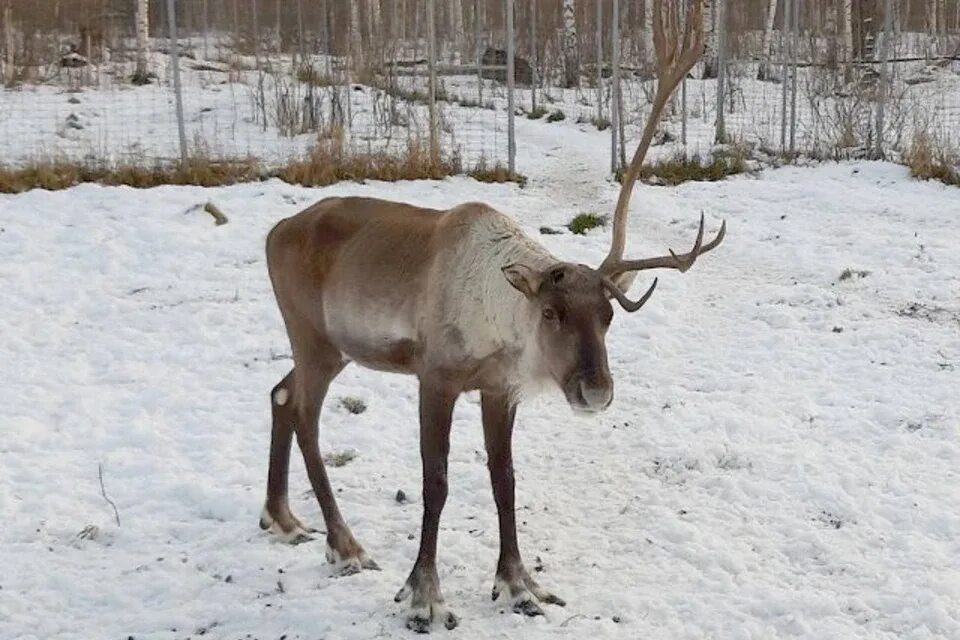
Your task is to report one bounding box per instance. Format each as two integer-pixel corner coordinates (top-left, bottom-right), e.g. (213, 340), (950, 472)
(3, 3), (14, 86)
(757, 0), (777, 79)
(824, 0), (839, 68)
(702, 0), (720, 78)
(350, 0), (363, 67)
(842, 0), (853, 71)
(562, 0), (579, 88)
(448, 0), (464, 62)
(642, 0), (653, 71)
(133, 0), (149, 83)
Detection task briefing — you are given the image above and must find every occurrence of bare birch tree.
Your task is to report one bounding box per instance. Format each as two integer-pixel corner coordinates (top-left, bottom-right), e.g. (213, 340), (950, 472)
(842, 0), (853, 73)
(701, 0), (720, 78)
(562, 0), (579, 87)
(757, 0), (777, 80)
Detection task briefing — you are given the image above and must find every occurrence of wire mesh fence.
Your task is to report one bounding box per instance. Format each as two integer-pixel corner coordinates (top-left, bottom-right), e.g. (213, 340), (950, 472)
(1, 1), (958, 178)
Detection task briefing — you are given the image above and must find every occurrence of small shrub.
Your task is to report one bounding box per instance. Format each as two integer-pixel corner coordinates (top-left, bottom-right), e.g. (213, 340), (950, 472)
(526, 106), (549, 120)
(296, 65), (335, 87)
(903, 132), (959, 187)
(567, 212), (606, 235)
(278, 132), (461, 187)
(591, 115), (611, 131)
(339, 397), (367, 415)
(546, 109), (566, 123)
(468, 161), (526, 186)
(636, 147), (749, 186)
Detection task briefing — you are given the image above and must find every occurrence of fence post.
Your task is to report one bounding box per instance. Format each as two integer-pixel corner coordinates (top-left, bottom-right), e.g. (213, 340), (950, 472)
(506, 0), (516, 173)
(714, 0), (727, 143)
(166, 0), (188, 164)
(875, 0), (893, 159)
(596, 0), (602, 124)
(611, 0), (620, 174)
(427, 0), (439, 159)
(789, 0), (799, 153)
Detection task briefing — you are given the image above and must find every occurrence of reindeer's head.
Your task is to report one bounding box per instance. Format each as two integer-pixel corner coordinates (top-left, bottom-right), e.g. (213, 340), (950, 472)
(503, 0), (724, 415)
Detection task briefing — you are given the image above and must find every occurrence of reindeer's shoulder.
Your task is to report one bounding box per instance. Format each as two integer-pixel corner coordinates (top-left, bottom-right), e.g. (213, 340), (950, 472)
(443, 202), (525, 239)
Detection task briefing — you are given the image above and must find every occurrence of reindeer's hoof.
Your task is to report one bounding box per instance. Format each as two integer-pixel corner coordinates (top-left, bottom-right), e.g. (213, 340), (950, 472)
(325, 540), (379, 576)
(396, 566), (458, 633)
(403, 606), (459, 633)
(259, 506), (316, 544)
(492, 570), (566, 616)
(512, 597), (544, 617)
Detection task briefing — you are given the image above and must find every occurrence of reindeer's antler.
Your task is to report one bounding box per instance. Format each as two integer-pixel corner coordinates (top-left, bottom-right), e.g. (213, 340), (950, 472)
(599, 0), (724, 289)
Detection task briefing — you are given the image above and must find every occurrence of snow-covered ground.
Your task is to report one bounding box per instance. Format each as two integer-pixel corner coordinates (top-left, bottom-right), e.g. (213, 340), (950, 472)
(2, 101), (959, 640)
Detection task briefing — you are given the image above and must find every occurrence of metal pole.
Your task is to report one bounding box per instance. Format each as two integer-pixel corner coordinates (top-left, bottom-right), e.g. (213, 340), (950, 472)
(596, 0), (603, 124)
(427, 0), (439, 158)
(780, 0), (791, 152)
(506, 0), (516, 173)
(166, 0), (188, 164)
(789, 0), (799, 153)
(714, 0), (727, 143)
(875, 0), (893, 158)
(611, 0), (620, 173)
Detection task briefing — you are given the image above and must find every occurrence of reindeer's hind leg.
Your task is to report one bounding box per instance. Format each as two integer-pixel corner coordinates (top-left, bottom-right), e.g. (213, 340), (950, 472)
(263, 331), (378, 574)
(260, 368), (315, 544)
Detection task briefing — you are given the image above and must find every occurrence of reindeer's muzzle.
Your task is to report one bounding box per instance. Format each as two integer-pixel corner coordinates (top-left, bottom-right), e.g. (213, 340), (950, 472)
(564, 370), (613, 414)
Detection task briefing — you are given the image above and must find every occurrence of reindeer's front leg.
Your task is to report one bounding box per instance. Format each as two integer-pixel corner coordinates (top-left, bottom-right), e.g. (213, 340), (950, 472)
(395, 380), (460, 633)
(481, 391), (566, 616)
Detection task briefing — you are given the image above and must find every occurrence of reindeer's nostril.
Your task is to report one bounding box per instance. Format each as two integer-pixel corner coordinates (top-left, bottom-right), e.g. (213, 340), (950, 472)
(579, 380), (613, 410)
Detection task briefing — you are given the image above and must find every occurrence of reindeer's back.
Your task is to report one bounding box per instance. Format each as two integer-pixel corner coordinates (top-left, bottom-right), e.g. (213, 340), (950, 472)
(266, 197), (504, 372)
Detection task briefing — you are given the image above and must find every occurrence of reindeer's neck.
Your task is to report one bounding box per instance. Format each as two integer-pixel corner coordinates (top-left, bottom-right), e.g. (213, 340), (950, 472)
(437, 208), (558, 397)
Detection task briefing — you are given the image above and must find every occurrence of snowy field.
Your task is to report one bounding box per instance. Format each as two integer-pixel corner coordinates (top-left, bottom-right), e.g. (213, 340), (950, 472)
(2, 106), (960, 639)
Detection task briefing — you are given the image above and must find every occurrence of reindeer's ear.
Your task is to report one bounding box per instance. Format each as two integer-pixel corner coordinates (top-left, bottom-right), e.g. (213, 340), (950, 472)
(502, 263), (542, 298)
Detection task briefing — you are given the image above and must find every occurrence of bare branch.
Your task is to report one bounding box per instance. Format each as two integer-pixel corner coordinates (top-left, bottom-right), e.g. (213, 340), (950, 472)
(98, 462), (121, 527)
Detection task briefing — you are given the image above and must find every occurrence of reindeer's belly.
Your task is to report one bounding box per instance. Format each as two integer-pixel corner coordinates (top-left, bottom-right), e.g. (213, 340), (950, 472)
(322, 287), (424, 374)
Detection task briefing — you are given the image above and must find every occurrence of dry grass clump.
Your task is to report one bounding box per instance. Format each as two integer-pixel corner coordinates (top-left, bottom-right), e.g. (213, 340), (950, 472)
(1, 133), (530, 192)
(631, 147), (749, 186)
(903, 132), (959, 187)
(0, 155), (263, 193)
(277, 132), (461, 187)
(467, 160), (526, 185)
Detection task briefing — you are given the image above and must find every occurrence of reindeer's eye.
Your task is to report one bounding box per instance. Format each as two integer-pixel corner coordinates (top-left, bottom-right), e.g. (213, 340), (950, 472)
(542, 308), (558, 321)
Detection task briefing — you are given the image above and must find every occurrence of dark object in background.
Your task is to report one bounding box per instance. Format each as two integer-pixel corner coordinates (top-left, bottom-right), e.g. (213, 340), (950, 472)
(480, 48), (533, 87)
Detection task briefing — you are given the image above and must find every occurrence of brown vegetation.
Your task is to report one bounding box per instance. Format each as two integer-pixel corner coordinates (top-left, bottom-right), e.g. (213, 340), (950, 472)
(903, 132), (960, 187)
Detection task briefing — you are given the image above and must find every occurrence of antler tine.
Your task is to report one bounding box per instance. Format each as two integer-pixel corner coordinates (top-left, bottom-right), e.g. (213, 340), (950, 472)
(606, 216), (727, 276)
(602, 276), (659, 312)
(599, 0), (705, 274)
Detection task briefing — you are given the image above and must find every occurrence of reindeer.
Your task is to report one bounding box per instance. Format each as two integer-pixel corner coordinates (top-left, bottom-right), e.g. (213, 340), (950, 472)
(259, 0), (721, 632)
